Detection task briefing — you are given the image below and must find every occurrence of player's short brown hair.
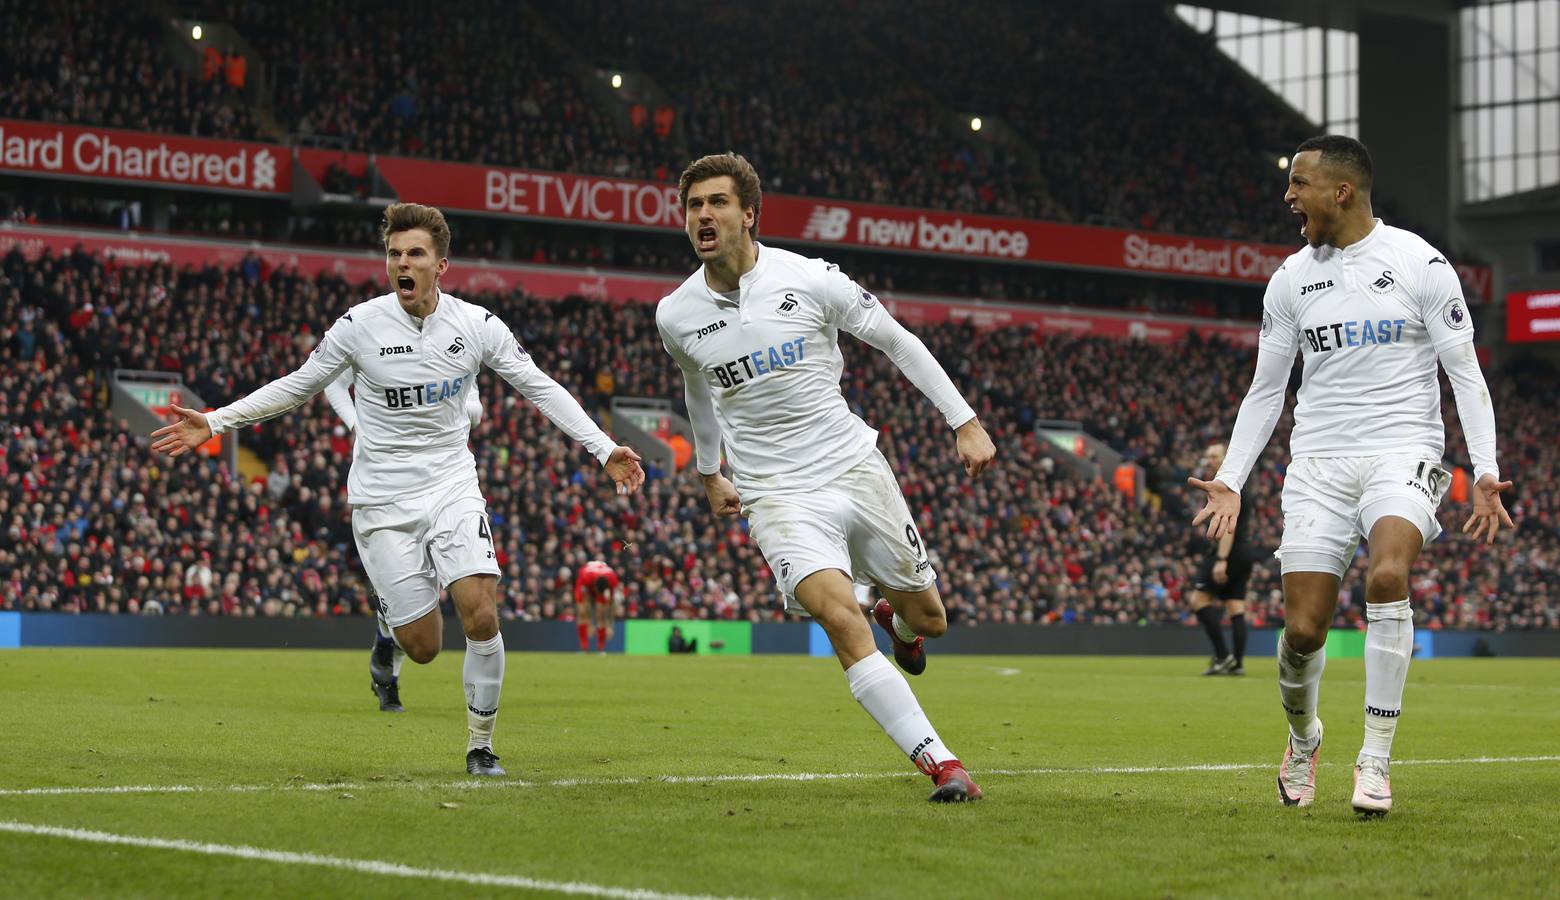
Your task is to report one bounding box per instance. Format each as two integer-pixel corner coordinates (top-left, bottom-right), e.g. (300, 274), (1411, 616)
(381, 203), (451, 258)
(678, 153), (762, 237)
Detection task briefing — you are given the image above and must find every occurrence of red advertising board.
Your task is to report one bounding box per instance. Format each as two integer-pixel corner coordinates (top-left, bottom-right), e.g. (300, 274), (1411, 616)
(0, 118), (1493, 301)
(374, 154), (1293, 284)
(0, 118), (290, 195)
(373, 153), (1494, 301)
(1506, 290), (1560, 343)
(374, 156), (685, 229)
(761, 196), (1296, 284)
(0, 224), (1258, 346)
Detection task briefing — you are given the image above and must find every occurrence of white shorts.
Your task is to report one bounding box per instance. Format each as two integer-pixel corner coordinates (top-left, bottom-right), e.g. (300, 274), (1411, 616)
(1276, 455), (1449, 578)
(744, 449), (936, 614)
(352, 477), (500, 628)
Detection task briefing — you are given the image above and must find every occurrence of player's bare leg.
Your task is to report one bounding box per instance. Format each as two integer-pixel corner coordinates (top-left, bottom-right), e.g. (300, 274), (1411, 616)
(796, 569), (979, 802)
(1353, 516), (1423, 816)
(392, 606), (444, 666)
(1276, 571), (1339, 807)
(872, 583), (947, 676)
(450, 574), (506, 776)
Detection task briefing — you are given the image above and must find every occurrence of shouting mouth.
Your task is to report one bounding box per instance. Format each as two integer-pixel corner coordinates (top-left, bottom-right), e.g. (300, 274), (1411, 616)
(696, 226), (718, 252)
(396, 275), (416, 295)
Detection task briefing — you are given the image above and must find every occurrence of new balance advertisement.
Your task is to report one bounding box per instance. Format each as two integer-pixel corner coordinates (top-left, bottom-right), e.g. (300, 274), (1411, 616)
(0, 119), (1493, 300)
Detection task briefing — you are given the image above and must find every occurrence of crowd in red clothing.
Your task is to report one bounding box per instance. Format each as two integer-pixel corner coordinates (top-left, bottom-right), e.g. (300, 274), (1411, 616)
(1, 0), (1452, 249)
(3, 250), (1554, 630)
(0, 0), (258, 140)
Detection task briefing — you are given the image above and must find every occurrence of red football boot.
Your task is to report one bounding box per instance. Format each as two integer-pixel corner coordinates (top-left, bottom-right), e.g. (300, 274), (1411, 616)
(871, 600), (926, 676)
(918, 756), (983, 803)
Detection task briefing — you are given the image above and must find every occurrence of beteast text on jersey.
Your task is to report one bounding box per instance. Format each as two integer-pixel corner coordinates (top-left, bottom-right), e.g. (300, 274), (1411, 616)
(384, 376), (470, 408)
(709, 338), (806, 388)
(1302, 319), (1406, 353)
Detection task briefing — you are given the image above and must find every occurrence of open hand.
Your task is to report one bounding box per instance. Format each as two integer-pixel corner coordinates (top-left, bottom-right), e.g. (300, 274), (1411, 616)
(149, 404), (213, 458)
(1188, 476), (1241, 540)
(1462, 474), (1514, 543)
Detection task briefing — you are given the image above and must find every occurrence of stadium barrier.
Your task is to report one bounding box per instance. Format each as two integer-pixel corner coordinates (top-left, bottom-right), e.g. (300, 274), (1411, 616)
(1, 613), (1555, 657)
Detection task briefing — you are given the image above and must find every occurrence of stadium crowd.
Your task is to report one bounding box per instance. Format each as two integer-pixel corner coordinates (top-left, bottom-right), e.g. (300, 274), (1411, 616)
(219, 0), (682, 180)
(4, 250), (1555, 630)
(0, 0), (259, 140)
(0, 0), (1378, 246)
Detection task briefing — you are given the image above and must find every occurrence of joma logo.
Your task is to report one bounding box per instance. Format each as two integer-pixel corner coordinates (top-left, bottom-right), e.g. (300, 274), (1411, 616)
(379, 345), (414, 356)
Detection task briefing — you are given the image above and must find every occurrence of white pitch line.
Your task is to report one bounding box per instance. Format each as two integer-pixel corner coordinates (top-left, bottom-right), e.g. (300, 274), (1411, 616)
(0, 820), (746, 900)
(3, 754), (1556, 799)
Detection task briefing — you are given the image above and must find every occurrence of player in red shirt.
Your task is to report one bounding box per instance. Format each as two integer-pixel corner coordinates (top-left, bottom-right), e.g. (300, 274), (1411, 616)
(574, 560), (619, 653)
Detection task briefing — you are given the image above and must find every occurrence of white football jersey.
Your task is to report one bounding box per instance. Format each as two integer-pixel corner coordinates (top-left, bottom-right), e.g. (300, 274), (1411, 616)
(658, 244), (971, 499)
(1260, 220), (1474, 460)
(207, 291), (616, 505)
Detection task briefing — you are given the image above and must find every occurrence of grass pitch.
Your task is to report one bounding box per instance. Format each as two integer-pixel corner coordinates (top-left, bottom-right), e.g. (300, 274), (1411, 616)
(1, 647), (1557, 898)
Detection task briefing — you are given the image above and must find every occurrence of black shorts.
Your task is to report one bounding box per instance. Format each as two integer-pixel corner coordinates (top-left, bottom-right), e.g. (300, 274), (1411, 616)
(1192, 553), (1252, 601)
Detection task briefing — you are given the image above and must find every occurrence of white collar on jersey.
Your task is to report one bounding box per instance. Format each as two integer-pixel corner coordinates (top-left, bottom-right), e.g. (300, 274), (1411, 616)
(1337, 218), (1384, 257)
(400, 289), (446, 329)
(700, 242), (768, 306)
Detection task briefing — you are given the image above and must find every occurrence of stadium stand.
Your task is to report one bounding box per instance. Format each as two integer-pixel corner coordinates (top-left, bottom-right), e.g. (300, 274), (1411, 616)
(0, 0), (1406, 247)
(0, 0), (260, 140)
(3, 249), (1554, 628)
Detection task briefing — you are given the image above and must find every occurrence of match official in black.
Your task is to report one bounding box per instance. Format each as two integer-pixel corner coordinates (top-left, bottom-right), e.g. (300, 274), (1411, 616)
(1189, 443), (1254, 675)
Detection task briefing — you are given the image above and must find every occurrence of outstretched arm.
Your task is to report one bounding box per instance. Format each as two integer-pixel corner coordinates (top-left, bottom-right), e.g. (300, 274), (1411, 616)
(1188, 344), (1294, 539)
(1213, 344), (1294, 492)
(851, 312), (977, 431)
(481, 318), (642, 494)
(155, 317), (355, 457)
(1439, 342), (1512, 542)
(826, 272), (992, 475)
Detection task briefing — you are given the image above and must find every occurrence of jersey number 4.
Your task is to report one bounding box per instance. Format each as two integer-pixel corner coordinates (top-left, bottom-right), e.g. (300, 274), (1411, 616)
(477, 515), (496, 559)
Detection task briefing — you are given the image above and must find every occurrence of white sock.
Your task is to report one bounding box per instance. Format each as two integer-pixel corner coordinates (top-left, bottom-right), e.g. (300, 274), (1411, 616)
(463, 633), (505, 752)
(1278, 631), (1325, 748)
(852, 583), (873, 614)
(372, 615), (405, 679)
(845, 652), (953, 771)
(1361, 598), (1413, 762)
(891, 612), (918, 643)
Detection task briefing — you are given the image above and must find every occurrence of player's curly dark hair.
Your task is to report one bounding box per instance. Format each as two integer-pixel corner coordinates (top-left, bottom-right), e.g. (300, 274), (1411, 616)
(678, 152), (762, 238)
(381, 202), (452, 258)
(1295, 135), (1373, 193)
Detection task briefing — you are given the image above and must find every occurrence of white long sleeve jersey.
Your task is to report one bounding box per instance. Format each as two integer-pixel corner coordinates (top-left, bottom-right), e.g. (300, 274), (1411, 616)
(656, 244), (976, 500)
(1217, 220), (1497, 490)
(206, 291), (616, 506)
